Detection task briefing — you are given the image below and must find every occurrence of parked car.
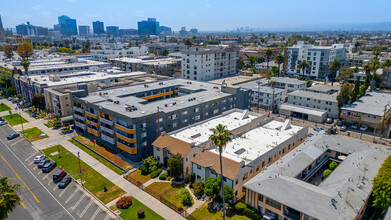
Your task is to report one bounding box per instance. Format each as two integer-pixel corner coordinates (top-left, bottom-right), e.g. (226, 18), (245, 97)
(53, 170), (67, 183)
(308, 132), (315, 137)
(340, 126), (347, 132)
(351, 124), (358, 130)
(0, 120), (7, 126)
(42, 161), (56, 173)
(7, 133), (20, 140)
(37, 159), (51, 168)
(360, 125), (368, 131)
(34, 155), (46, 164)
(7, 97), (13, 101)
(314, 126), (323, 131)
(326, 118), (334, 124)
(337, 120), (343, 126)
(58, 177), (72, 188)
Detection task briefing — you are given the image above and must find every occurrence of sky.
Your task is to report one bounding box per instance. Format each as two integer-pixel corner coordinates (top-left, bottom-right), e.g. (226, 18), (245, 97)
(0, 0), (390, 31)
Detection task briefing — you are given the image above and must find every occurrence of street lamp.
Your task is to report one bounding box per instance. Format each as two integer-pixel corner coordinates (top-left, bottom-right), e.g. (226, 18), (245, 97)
(77, 151), (84, 188)
(19, 113), (25, 135)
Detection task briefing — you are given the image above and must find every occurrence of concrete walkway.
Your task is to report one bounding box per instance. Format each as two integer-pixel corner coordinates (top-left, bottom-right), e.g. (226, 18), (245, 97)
(185, 184), (205, 214)
(0, 99), (185, 220)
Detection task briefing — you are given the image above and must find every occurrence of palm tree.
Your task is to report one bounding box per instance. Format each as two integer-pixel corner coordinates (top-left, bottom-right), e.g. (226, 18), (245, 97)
(0, 177), (21, 219)
(372, 46), (382, 59)
(274, 53), (285, 77)
(328, 59), (341, 86)
(363, 63), (371, 88)
(265, 49), (273, 69)
(209, 124), (233, 220)
(369, 58), (380, 92)
(297, 60), (310, 76)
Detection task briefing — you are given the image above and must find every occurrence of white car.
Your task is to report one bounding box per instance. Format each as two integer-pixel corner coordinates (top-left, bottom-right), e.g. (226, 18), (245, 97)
(360, 125), (368, 131)
(0, 120), (7, 126)
(34, 155), (46, 163)
(351, 124), (358, 130)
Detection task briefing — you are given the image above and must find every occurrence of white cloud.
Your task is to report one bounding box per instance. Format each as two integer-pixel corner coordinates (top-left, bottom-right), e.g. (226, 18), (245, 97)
(32, 5), (41, 10)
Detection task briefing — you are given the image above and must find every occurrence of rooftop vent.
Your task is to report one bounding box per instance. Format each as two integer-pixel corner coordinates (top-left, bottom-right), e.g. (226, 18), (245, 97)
(234, 148), (246, 155)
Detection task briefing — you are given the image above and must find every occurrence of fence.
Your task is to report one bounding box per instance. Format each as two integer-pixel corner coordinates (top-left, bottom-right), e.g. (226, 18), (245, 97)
(124, 174), (143, 188)
(144, 187), (186, 215)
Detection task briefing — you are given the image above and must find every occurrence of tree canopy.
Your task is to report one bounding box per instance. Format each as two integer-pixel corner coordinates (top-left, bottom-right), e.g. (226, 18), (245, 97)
(372, 156), (391, 210)
(3, 45), (13, 60)
(0, 177), (21, 219)
(16, 42), (33, 59)
(167, 153), (183, 178)
(204, 177), (221, 198)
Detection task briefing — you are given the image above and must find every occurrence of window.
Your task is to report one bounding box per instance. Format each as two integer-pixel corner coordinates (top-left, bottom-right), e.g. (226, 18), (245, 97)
(258, 194), (264, 202)
(182, 111), (188, 115)
(242, 173), (248, 181)
(266, 197), (282, 210)
(195, 115), (200, 120)
(156, 147), (160, 151)
(235, 179), (238, 185)
(197, 165), (201, 170)
(172, 122), (177, 128)
(182, 119), (188, 123)
(142, 141), (147, 146)
(141, 132), (147, 138)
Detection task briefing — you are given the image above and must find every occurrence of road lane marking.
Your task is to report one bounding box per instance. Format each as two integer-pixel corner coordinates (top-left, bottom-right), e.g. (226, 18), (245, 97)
(25, 154), (35, 162)
(10, 139), (23, 146)
(71, 194), (85, 210)
(59, 185), (70, 197)
(28, 161), (34, 166)
(53, 185), (58, 192)
(0, 139), (76, 220)
(0, 153), (40, 203)
(90, 207), (100, 220)
(20, 201), (26, 209)
(104, 214), (109, 220)
(65, 189), (78, 204)
(79, 199), (93, 217)
(37, 171), (42, 175)
(42, 174), (49, 180)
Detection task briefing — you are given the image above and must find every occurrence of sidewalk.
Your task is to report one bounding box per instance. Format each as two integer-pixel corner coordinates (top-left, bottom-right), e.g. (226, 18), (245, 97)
(1, 99), (185, 220)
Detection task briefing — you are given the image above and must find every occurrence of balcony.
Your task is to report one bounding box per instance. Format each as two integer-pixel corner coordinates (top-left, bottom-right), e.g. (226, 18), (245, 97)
(86, 119), (99, 127)
(101, 133), (115, 145)
(73, 106), (85, 114)
(340, 114), (360, 122)
(75, 121), (86, 130)
(117, 142), (137, 154)
(74, 114), (85, 121)
(116, 133), (136, 144)
(87, 127), (100, 137)
(86, 111), (99, 119)
(100, 117), (113, 126)
(115, 123), (136, 134)
(100, 126), (114, 135)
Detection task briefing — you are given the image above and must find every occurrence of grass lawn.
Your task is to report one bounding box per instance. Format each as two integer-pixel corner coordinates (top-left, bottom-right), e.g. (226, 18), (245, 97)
(125, 170), (151, 185)
(3, 114), (28, 126)
(69, 139), (123, 175)
(73, 135), (132, 170)
(0, 103), (11, 112)
(43, 145), (125, 204)
(189, 203), (252, 220)
(22, 127), (48, 142)
(145, 182), (193, 210)
(110, 197), (164, 220)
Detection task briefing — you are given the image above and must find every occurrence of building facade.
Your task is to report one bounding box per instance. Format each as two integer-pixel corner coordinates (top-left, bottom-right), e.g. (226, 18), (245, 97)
(138, 18), (159, 35)
(381, 67), (391, 89)
(58, 15), (77, 36)
(91, 46), (149, 62)
(106, 26), (119, 37)
(92, 21), (104, 35)
(78, 25), (90, 36)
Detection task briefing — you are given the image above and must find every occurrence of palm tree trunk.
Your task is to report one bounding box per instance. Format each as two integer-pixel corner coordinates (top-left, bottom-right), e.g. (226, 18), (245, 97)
(219, 146), (226, 220)
(370, 72), (375, 92)
(278, 63), (281, 77)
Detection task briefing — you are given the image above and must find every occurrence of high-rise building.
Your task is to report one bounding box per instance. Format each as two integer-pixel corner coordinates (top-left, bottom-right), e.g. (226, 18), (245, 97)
(0, 15), (3, 30)
(58, 15), (77, 36)
(159, 26), (172, 34)
(53, 24), (61, 31)
(190, 28), (198, 35)
(92, 21), (104, 35)
(106, 26), (119, 37)
(36, 26), (48, 36)
(0, 15), (5, 40)
(119, 29), (138, 36)
(138, 18), (159, 35)
(179, 27), (188, 36)
(16, 22), (36, 36)
(79, 25), (90, 36)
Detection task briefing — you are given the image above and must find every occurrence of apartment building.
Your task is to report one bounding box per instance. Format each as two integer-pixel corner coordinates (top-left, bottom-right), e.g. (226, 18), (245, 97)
(181, 46), (239, 81)
(191, 119), (307, 201)
(90, 46), (149, 62)
(148, 43), (186, 56)
(70, 79), (252, 162)
(243, 135), (389, 220)
(286, 41), (346, 79)
(381, 67), (391, 89)
(110, 57), (181, 77)
(340, 92), (391, 137)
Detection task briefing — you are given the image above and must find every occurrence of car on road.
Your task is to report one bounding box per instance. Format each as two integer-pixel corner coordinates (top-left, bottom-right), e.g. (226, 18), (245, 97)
(360, 125), (368, 131)
(314, 126), (323, 131)
(42, 161), (56, 173)
(0, 120), (7, 126)
(58, 177), (72, 188)
(37, 159), (51, 168)
(53, 170), (67, 183)
(326, 118), (334, 124)
(7, 133), (20, 140)
(340, 126), (347, 132)
(34, 155), (46, 163)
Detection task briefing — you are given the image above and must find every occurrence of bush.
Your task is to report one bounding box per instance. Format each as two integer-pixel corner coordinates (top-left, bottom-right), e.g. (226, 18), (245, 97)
(140, 165), (148, 175)
(159, 172), (168, 180)
(372, 156), (391, 210)
(178, 189), (192, 206)
(329, 161), (338, 171)
(150, 168), (162, 178)
(116, 196), (132, 209)
(235, 202), (247, 214)
(190, 173), (195, 184)
(243, 207), (260, 219)
(143, 156), (158, 173)
(192, 182), (204, 199)
(323, 169), (332, 179)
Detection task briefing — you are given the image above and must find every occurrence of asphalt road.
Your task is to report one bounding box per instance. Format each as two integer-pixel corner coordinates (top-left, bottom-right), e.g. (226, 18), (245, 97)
(0, 124), (117, 220)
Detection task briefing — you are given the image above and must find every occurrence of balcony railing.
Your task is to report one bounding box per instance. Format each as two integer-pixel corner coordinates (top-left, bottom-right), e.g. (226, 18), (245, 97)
(100, 126), (114, 135)
(86, 119), (99, 127)
(86, 111), (99, 119)
(117, 142), (137, 154)
(75, 121), (86, 130)
(73, 106), (85, 113)
(116, 133), (136, 144)
(100, 117), (113, 126)
(340, 114), (360, 122)
(101, 133), (115, 145)
(115, 123), (136, 134)
(74, 114), (85, 121)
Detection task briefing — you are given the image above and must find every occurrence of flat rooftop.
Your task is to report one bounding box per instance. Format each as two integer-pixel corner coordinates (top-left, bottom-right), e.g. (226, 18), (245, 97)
(111, 57), (180, 65)
(209, 120), (303, 163)
(341, 92), (391, 116)
(279, 103), (327, 117)
(307, 84), (340, 93)
(239, 81), (286, 94)
(289, 90), (338, 102)
(209, 75), (263, 86)
(171, 110), (260, 145)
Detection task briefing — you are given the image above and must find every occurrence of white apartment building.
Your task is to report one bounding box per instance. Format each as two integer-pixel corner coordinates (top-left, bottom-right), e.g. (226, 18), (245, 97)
(181, 46), (239, 81)
(91, 46), (149, 62)
(286, 41), (346, 79)
(239, 81), (287, 110)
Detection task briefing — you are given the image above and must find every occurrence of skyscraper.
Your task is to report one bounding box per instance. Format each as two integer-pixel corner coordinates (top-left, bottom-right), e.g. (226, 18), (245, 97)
(92, 21), (104, 35)
(138, 18), (159, 35)
(16, 22), (36, 36)
(106, 26), (119, 37)
(0, 15), (3, 30)
(79, 25), (90, 36)
(58, 15), (77, 36)
(36, 26), (48, 36)
(0, 15), (4, 40)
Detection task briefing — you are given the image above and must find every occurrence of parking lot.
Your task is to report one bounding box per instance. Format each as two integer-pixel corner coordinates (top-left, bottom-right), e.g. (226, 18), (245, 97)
(0, 124), (118, 220)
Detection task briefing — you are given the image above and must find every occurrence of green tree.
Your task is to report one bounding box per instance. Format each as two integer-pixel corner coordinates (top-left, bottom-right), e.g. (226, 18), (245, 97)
(184, 39), (193, 47)
(274, 53), (285, 77)
(20, 58), (30, 76)
(16, 42), (34, 59)
(297, 60), (310, 76)
(328, 59), (341, 86)
(335, 66), (354, 82)
(167, 153), (183, 179)
(265, 48), (273, 69)
(143, 156), (158, 173)
(323, 169), (332, 179)
(351, 76), (361, 103)
(3, 45), (13, 60)
(329, 161), (338, 171)
(223, 185), (234, 202)
(337, 82), (353, 111)
(363, 64), (371, 89)
(178, 189), (192, 206)
(381, 59), (391, 68)
(162, 48), (169, 56)
(32, 93), (45, 109)
(209, 124), (233, 220)
(257, 56), (265, 64)
(248, 56), (257, 67)
(372, 46), (383, 58)
(0, 177), (21, 219)
(372, 156), (391, 210)
(369, 58), (380, 92)
(203, 177), (221, 198)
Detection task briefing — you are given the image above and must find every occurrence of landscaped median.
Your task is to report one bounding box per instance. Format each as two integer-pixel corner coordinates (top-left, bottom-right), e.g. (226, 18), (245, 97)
(0, 103), (11, 112)
(22, 127), (48, 142)
(3, 113), (28, 126)
(42, 145), (126, 204)
(110, 196), (164, 220)
(188, 202), (256, 220)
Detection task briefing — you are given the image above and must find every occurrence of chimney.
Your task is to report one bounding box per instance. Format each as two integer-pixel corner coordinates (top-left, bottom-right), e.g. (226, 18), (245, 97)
(161, 131), (166, 136)
(200, 146), (205, 152)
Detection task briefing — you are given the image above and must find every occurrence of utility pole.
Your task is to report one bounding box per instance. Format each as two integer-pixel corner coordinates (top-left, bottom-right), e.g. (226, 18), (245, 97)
(19, 113), (25, 134)
(78, 151), (84, 188)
